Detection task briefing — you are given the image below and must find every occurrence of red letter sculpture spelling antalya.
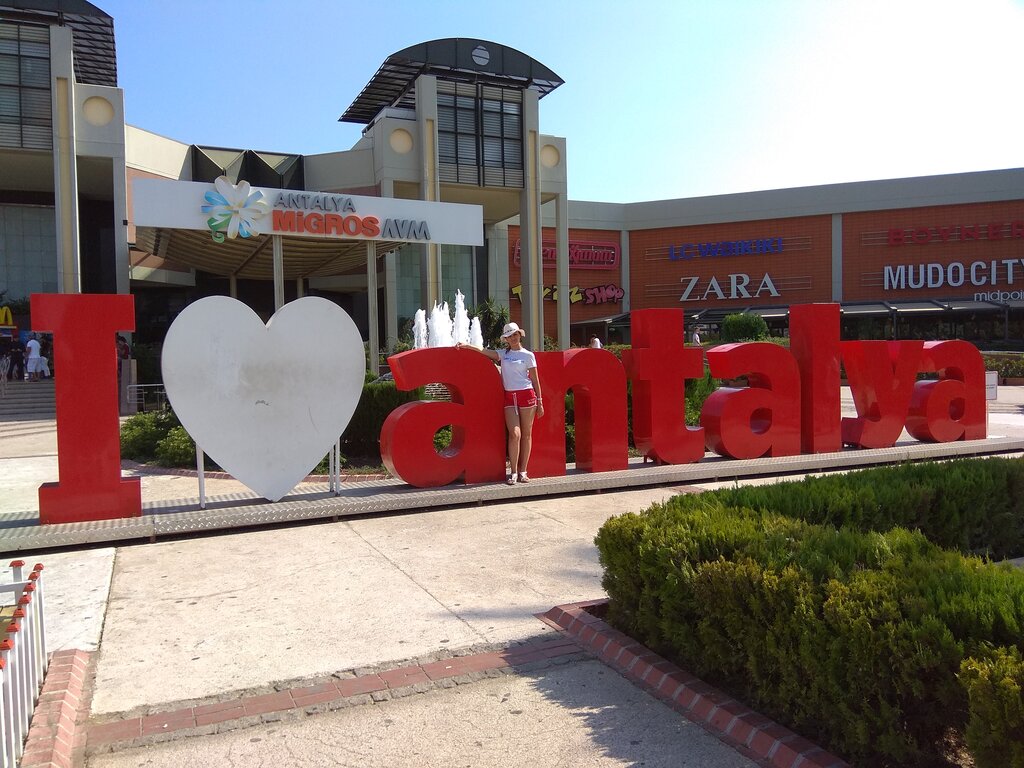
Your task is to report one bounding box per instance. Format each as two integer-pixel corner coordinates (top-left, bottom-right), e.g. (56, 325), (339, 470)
(32, 293), (141, 524)
(622, 308), (705, 464)
(380, 347), (506, 486)
(789, 304), (842, 454)
(906, 340), (986, 442)
(529, 348), (628, 477)
(702, 343), (801, 459)
(841, 341), (923, 448)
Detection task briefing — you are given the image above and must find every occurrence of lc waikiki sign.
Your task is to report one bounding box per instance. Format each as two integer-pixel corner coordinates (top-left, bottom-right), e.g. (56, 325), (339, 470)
(132, 176), (484, 247)
(32, 296), (983, 523)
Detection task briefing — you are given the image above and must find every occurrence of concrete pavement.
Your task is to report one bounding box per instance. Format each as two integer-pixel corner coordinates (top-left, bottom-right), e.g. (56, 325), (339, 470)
(2, 387), (1023, 766)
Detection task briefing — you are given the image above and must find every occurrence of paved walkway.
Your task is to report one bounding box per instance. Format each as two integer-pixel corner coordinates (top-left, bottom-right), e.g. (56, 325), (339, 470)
(1, 387), (1023, 767)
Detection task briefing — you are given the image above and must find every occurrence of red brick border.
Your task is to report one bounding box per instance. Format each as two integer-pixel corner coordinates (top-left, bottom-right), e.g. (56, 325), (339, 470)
(539, 600), (850, 768)
(20, 649), (92, 768)
(85, 635), (584, 752)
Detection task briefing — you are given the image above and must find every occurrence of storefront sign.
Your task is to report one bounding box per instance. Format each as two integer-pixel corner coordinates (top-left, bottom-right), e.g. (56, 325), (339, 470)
(679, 273), (780, 301)
(887, 221), (1024, 246)
(30, 296), (984, 521)
(512, 239), (619, 270)
(511, 283), (624, 305)
(884, 259), (1024, 291)
(133, 176), (483, 246)
(669, 237), (783, 260)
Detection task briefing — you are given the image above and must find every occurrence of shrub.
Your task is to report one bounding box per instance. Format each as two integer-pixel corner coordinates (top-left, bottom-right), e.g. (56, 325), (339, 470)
(120, 410), (179, 461)
(961, 646), (1024, 768)
(596, 498), (1024, 766)
(658, 458), (1024, 559)
(684, 367), (718, 425)
(340, 381), (424, 461)
(721, 312), (769, 342)
(154, 426), (197, 467)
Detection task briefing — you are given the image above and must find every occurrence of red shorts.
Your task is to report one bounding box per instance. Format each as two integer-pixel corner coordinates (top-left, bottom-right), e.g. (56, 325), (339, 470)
(504, 389), (537, 409)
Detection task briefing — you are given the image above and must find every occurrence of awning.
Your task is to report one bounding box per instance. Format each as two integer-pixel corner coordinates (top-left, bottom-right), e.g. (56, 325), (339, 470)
(570, 312), (630, 328)
(134, 227), (402, 281)
(747, 306), (789, 319)
(941, 300), (1004, 312)
(840, 303), (891, 316)
(887, 300), (946, 313)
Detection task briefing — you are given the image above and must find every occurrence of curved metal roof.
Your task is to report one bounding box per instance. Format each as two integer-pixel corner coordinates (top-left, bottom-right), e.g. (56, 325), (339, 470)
(341, 38), (563, 125)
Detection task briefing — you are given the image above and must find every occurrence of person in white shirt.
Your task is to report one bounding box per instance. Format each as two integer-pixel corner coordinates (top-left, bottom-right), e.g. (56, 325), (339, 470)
(589, 335), (603, 349)
(456, 322), (544, 485)
(692, 328), (702, 346)
(25, 333), (41, 382)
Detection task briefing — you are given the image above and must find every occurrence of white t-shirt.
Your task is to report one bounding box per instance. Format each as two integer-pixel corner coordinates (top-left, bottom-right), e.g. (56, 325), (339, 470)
(498, 348), (537, 392)
(26, 339), (40, 359)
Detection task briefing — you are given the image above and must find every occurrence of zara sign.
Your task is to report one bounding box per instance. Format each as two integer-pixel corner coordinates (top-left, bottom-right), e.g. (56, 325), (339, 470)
(31, 296), (984, 524)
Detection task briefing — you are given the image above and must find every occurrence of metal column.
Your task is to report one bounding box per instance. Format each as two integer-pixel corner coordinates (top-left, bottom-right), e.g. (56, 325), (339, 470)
(272, 235), (284, 311)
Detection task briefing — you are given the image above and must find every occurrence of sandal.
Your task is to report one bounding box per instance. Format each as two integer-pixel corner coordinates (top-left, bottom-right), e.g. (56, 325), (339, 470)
(518, 473), (530, 483)
(506, 474), (518, 485)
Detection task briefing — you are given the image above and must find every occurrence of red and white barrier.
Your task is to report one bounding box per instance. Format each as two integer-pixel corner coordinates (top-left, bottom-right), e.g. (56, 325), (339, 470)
(0, 561), (47, 767)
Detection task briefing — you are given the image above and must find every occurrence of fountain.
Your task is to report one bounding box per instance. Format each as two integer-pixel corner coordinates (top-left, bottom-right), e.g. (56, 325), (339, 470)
(414, 290), (484, 349)
(427, 301), (453, 347)
(469, 317), (483, 348)
(412, 309), (427, 350)
(452, 291), (470, 345)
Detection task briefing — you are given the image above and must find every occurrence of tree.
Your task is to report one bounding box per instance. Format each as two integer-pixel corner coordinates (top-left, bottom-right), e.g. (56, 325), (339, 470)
(721, 312), (769, 342)
(471, 298), (510, 348)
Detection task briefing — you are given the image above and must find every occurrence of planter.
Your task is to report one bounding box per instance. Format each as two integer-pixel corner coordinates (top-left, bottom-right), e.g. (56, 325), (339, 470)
(1002, 378), (1024, 386)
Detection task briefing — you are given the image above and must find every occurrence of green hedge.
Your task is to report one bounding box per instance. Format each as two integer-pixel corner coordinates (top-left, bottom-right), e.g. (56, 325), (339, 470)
(120, 410), (181, 462)
(657, 458), (1024, 559)
(339, 381), (424, 461)
(984, 354), (1024, 379)
(721, 312), (769, 342)
(961, 645), (1024, 768)
(596, 497), (1024, 766)
(120, 381), (425, 468)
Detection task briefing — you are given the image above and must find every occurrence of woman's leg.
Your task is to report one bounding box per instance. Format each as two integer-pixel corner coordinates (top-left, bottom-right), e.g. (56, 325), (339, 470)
(504, 407), (522, 476)
(518, 407), (537, 477)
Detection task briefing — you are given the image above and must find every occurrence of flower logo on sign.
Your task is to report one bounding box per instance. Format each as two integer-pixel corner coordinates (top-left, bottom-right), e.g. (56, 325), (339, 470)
(200, 176), (270, 243)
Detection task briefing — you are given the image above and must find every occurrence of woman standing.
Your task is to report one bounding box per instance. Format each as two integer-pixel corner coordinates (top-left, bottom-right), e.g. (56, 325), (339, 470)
(456, 322), (544, 484)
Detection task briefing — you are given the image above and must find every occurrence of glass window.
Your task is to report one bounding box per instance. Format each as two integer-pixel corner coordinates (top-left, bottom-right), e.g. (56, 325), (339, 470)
(0, 22), (50, 149)
(0, 55), (17, 85)
(0, 85), (18, 117)
(21, 57), (48, 87)
(436, 83), (523, 187)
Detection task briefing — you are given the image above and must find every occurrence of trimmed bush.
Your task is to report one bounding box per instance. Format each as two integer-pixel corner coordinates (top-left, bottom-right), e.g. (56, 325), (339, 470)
(154, 426), (197, 467)
(120, 410), (180, 462)
(596, 497), (1024, 766)
(658, 458), (1024, 559)
(721, 312), (769, 342)
(340, 381), (425, 461)
(961, 646), (1024, 768)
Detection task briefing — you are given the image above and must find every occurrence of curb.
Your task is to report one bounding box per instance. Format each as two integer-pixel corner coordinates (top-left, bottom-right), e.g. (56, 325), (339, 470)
(540, 600), (850, 768)
(20, 649), (93, 768)
(84, 635), (585, 754)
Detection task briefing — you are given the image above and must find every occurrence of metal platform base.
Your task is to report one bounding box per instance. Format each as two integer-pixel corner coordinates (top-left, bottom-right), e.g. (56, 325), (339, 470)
(3, 437), (1023, 553)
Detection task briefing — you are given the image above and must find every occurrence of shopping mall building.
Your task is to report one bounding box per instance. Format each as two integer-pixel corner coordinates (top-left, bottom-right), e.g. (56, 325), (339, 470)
(3, 0), (1024, 365)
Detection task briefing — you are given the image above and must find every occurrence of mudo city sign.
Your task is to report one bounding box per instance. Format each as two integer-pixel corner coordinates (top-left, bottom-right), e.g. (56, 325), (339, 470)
(30, 296), (984, 525)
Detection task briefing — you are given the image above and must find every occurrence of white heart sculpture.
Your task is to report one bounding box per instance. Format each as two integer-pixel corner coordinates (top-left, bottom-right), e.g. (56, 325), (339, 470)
(161, 296), (366, 501)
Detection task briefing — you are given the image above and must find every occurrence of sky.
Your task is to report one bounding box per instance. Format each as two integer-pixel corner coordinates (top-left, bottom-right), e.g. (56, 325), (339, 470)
(98, 0), (1024, 204)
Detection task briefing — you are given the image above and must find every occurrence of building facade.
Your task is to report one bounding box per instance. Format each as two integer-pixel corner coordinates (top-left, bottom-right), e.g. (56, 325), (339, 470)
(2, 1), (1023, 355)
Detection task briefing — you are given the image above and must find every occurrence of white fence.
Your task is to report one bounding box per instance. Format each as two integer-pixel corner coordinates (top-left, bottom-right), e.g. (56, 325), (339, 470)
(0, 561), (47, 768)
